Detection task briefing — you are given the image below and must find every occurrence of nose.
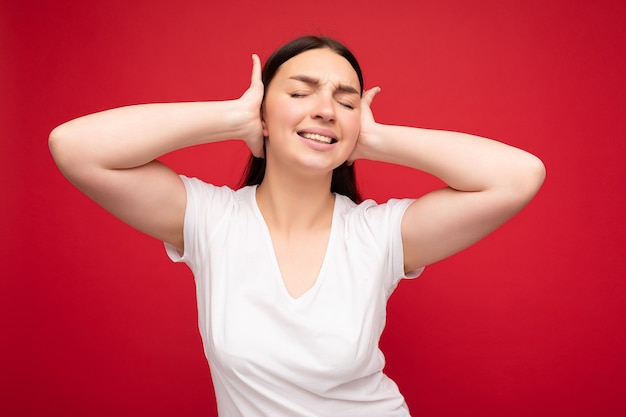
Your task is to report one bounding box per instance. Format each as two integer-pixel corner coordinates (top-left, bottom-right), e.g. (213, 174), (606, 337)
(311, 92), (336, 122)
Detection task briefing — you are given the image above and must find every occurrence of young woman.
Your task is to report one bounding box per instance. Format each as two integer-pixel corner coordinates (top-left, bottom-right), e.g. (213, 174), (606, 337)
(49, 36), (545, 416)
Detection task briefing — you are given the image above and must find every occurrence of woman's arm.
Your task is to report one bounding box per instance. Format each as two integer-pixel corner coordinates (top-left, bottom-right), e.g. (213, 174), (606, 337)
(49, 55), (264, 251)
(353, 88), (546, 271)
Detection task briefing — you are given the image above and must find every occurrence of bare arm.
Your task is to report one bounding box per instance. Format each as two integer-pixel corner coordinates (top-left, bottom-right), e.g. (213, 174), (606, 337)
(49, 55), (264, 251)
(352, 88), (546, 271)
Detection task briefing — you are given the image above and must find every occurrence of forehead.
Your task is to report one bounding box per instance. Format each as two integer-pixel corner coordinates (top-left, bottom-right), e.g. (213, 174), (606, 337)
(273, 49), (360, 89)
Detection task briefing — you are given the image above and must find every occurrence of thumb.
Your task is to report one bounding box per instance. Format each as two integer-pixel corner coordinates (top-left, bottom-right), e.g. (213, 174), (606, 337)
(250, 54), (262, 87)
(362, 86), (381, 107)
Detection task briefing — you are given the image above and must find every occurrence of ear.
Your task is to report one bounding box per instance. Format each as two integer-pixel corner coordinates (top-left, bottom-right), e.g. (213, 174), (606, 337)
(261, 107), (269, 136)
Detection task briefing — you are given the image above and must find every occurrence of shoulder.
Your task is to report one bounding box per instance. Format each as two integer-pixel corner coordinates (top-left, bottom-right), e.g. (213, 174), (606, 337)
(180, 175), (254, 206)
(335, 194), (415, 238)
(172, 179), (257, 262)
(179, 176), (258, 234)
(334, 194), (423, 287)
(336, 194), (414, 222)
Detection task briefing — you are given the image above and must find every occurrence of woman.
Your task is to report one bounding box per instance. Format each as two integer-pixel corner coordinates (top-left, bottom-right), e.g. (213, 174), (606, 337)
(49, 36), (545, 416)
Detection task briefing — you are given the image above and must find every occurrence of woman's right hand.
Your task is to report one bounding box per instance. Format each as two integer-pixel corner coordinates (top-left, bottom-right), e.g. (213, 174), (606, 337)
(236, 54), (265, 157)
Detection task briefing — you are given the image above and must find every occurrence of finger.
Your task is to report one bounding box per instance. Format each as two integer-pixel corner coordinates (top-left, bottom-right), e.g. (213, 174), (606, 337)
(362, 86), (381, 107)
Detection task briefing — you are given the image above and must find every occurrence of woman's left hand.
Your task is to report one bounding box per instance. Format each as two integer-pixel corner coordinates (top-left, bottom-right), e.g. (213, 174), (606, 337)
(347, 86), (381, 165)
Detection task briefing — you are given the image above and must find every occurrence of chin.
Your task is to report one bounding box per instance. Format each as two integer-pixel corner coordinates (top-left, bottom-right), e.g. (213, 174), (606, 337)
(296, 156), (347, 174)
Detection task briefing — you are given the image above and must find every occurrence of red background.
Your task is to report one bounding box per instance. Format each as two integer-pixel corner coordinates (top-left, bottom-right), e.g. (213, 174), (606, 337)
(3, 0), (625, 416)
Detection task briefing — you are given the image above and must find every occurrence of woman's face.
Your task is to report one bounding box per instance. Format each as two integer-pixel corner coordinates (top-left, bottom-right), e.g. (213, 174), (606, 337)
(262, 48), (362, 175)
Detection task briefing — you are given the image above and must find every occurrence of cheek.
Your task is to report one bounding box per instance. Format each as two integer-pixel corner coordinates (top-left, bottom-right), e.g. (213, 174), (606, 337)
(263, 97), (303, 135)
(343, 112), (361, 140)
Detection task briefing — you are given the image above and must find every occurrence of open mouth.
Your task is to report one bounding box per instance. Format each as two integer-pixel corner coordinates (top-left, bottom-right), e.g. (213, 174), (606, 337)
(298, 132), (337, 144)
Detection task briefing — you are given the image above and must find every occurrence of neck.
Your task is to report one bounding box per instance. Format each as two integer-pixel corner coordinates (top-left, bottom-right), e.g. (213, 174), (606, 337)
(256, 165), (335, 232)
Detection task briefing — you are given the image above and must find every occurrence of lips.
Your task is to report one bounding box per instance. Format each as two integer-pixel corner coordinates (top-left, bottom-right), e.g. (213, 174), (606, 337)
(298, 132), (336, 144)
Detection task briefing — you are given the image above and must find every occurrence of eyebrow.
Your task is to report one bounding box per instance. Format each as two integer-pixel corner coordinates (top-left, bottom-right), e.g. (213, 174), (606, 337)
(288, 75), (360, 95)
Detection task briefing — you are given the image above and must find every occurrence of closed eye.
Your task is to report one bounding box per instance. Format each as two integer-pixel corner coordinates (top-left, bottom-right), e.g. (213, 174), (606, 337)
(335, 92), (358, 110)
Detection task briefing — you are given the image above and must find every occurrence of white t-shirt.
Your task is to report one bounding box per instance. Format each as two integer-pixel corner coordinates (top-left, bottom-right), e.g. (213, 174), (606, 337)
(165, 176), (423, 417)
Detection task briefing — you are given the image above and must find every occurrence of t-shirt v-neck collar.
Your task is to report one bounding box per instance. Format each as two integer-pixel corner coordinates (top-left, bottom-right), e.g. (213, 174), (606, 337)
(249, 185), (340, 303)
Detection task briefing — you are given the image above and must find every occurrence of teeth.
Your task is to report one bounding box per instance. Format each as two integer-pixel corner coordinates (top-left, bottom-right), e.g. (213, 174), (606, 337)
(300, 132), (333, 144)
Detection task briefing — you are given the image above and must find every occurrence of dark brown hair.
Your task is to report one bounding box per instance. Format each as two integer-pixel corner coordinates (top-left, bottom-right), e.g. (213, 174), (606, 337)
(239, 35), (363, 203)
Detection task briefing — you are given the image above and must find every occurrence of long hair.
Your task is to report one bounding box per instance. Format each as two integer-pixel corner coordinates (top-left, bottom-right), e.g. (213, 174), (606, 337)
(239, 36), (363, 203)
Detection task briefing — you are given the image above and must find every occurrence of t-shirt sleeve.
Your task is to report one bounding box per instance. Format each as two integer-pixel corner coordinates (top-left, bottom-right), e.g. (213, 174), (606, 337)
(385, 198), (425, 283)
(358, 198), (425, 295)
(164, 175), (235, 269)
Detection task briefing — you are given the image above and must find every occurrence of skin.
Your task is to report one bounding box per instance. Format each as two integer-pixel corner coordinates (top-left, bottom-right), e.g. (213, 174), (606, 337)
(49, 48), (545, 298)
(261, 49), (362, 176)
(256, 49), (366, 297)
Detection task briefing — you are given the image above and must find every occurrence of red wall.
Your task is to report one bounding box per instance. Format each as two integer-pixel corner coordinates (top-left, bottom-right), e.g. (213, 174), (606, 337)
(3, 1), (626, 416)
